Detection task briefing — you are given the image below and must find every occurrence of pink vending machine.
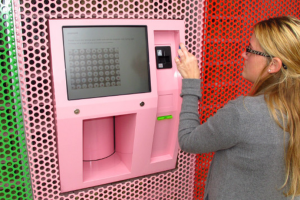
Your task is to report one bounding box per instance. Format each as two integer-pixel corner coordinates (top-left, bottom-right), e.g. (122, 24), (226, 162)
(48, 19), (185, 192)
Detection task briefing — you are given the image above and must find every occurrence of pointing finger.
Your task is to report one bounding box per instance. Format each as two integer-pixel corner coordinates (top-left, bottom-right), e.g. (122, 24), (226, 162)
(178, 48), (185, 60)
(179, 43), (189, 57)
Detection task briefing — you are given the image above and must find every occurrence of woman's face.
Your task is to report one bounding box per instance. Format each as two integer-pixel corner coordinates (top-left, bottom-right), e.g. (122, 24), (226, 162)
(241, 34), (270, 83)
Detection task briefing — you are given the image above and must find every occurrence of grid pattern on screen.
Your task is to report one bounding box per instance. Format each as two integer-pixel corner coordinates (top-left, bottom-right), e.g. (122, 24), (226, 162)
(0, 0), (33, 200)
(12, 0), (204, 199)
(195, 0), (300, 199)
(68, 48), (121, 90)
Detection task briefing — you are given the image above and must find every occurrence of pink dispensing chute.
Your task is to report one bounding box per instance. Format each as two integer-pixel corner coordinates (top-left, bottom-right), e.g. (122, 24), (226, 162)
(83, 117), (115, 161)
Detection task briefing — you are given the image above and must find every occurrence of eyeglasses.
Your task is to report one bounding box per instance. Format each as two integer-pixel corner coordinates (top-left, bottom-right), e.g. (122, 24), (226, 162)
(246, 46), (271, 57)
(245, 46), (287, 69)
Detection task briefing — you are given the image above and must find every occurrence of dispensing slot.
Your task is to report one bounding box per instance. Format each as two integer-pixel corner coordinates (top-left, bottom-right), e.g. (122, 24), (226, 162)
(83, 117), (115, 161)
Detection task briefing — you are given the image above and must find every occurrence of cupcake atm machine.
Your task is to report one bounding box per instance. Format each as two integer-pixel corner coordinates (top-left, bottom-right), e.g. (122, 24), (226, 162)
(48, 19), (185, 192)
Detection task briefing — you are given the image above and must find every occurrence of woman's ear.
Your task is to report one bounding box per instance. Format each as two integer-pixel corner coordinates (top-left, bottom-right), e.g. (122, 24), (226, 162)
(268, 57), (283, 74)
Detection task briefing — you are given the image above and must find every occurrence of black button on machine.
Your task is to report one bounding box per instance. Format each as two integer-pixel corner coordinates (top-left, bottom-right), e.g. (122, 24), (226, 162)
(155, 46), (172, 69)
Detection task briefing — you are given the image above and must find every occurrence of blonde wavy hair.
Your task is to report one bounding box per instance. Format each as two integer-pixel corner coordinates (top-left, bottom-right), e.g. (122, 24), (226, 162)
(250, 16), (300, 198)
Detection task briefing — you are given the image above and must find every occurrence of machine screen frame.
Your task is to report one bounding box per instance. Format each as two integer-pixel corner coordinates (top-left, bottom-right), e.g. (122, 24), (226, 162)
(61, 25), (151, 101)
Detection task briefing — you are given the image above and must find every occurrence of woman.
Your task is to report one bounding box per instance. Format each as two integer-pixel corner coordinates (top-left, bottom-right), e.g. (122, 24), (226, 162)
(175, 16), (300, 200)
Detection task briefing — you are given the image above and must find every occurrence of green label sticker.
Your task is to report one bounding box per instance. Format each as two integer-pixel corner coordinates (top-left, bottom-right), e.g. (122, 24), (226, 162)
(157, 115), (173, 120)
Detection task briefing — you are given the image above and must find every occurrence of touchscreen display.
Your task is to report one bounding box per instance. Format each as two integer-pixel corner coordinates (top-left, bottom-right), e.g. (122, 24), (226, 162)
(62, 26), (150, 100)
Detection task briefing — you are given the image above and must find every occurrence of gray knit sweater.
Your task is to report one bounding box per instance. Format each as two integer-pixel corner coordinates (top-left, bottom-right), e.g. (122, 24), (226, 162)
(179, 79), (298, 200)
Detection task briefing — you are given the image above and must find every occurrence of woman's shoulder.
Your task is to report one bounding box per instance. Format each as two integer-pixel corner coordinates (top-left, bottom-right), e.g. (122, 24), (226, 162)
(231, 95), (265, 104)
(227, 95), (268, 114)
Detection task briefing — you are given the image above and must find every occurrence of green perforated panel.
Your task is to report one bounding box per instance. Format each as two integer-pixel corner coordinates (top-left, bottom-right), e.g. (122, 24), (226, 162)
(0, 1), (33, 200)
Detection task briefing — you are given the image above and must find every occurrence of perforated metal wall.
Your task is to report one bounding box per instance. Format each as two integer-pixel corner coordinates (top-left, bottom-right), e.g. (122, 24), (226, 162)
(0, 1), (33, 200)
(4, 0), (300, 199)
(12, 0), (204, 199)
(195, 0), (300, 199)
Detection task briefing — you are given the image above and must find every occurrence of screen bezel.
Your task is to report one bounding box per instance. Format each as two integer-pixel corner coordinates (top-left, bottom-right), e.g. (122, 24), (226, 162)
(62, 25), (151, 101)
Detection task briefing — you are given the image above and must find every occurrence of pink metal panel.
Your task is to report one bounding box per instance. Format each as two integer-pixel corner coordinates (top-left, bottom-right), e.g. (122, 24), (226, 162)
(13, 0), (205, 199)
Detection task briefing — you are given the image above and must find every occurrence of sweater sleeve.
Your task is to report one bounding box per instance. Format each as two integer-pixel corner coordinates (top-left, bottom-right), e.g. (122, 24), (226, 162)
(179, 79), (240, 154)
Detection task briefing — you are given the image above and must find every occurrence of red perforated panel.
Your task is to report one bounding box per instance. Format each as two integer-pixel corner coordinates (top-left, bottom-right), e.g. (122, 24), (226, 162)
(195, 1), (300, 199)
(13, 0), (204, 199)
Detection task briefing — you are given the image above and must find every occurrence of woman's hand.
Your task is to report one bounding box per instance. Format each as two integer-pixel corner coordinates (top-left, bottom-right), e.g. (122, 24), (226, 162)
(175, 43), (200, 79)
